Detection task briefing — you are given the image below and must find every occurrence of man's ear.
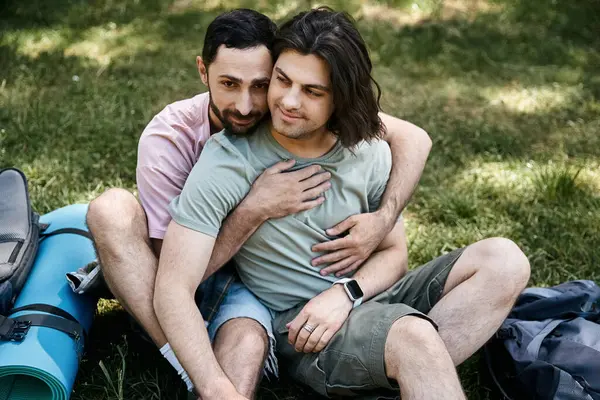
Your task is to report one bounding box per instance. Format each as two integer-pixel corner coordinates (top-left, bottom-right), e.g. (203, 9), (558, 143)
(197, 56), (209, 86)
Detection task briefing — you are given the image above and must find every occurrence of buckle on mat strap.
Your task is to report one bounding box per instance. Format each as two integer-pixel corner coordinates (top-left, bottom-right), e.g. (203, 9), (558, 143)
(0, 317), (31, 342)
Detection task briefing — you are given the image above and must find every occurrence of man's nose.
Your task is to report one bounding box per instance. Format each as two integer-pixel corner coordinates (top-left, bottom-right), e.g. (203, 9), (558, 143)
(281, 88), (301, 110)
(236, 91), (253, 116)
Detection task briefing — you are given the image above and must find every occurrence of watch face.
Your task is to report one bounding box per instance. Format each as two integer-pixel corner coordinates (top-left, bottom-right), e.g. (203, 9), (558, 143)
(346, 280), (364, 300)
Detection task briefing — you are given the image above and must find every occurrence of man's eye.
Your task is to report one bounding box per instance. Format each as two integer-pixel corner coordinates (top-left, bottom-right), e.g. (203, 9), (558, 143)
(222, 81), (235, 88)
(276, 76), (290, 85)
(254, 83), (269, 89)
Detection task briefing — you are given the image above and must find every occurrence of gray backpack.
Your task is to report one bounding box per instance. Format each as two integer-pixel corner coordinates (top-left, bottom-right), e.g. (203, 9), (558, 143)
(484, 280), (600, 399)
(0, 168), (41, 315)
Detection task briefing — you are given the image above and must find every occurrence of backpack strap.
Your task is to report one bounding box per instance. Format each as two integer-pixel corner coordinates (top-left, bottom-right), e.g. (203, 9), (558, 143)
(521, 287), (562, 299)
(525, 319), (566, 359)
(483, 345), (514, 400)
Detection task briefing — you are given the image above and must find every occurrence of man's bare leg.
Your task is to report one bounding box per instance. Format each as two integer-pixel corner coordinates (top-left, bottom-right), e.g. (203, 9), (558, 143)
(428, 237), (531, 365)
(213, 318), (268, 399)
(385, 316), (466, 400)
(87, 188), (168, 346)
(87, 188), (269, 395)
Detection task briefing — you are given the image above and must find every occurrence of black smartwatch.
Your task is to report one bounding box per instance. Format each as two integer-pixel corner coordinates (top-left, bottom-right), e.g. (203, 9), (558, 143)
(332, 278), (364, 308)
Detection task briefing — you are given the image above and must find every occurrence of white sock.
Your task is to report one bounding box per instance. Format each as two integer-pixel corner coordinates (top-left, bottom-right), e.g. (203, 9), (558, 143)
(160, 343), (194, 392)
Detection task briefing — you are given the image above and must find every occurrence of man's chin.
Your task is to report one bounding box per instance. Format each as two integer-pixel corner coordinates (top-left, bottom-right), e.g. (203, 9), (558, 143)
(227, 122), (259, 135)
(272, 121), (303, 139)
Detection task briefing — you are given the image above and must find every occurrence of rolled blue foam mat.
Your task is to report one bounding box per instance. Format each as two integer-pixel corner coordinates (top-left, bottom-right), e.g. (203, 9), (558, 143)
(0, 204), (97, 400)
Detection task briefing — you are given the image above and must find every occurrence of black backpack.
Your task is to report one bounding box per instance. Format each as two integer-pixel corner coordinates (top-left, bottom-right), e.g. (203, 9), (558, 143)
(484, 280), (600, 399)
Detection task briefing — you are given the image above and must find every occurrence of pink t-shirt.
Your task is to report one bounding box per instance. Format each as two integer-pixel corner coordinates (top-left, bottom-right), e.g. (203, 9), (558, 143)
(136, 92), (211, 239)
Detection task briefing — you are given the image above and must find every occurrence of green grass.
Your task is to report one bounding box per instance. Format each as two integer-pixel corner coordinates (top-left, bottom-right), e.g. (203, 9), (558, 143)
(1, 0), (599, 398)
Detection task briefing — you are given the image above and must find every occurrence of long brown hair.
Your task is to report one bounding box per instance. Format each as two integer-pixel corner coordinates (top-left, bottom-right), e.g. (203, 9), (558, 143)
(274, 7), (386, 148)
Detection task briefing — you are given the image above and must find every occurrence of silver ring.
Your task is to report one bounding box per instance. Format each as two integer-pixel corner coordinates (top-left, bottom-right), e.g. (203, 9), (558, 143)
(302, 323), (316, 333)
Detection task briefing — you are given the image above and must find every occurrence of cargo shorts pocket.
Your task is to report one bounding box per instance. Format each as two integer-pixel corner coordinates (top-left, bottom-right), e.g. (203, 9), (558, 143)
(274, 323), (329, 396)
(318, 349), (377, 396)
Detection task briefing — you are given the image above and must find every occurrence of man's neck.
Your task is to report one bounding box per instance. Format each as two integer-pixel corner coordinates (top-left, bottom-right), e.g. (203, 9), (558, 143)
(269, 122), (338, 159)
(208, 107), (223, 135)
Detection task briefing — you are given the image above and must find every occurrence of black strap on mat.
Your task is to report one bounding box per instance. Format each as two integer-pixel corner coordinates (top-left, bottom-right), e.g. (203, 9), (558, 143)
(10, 303), (80, 324)
(0, 314), (31, 341)
(39, 227), (93, 242)
(13, 314), (83, 339)
(0, 303), (87, 343)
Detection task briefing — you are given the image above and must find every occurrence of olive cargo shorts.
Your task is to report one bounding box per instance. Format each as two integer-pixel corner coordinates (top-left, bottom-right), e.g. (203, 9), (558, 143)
(273, 248), (466, 399)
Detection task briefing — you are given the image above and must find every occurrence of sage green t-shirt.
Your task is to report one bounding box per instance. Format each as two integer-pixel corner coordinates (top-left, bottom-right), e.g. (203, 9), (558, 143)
(169, 122), (392, 311)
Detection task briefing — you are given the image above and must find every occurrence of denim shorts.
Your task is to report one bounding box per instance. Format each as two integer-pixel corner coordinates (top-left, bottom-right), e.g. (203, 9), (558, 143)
(206, 278), (278, 377)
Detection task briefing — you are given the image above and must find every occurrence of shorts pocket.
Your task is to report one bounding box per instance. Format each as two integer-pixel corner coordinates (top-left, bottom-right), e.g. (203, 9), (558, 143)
(320, 349), (376, 395)
(300, 354), (328, 397)
(426, 278), (444, 309)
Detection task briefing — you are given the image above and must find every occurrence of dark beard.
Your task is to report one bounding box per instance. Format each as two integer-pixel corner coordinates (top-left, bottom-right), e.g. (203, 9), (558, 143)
(208, 93), (266, 135)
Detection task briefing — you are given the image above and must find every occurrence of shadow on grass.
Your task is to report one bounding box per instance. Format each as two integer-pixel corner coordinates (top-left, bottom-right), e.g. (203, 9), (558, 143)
(74, 305), (190, 400)
(0, 0), (166, 31)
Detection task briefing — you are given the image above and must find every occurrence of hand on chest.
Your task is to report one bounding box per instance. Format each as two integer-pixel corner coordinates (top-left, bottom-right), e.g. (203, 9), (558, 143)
(291, 177), (369, 235)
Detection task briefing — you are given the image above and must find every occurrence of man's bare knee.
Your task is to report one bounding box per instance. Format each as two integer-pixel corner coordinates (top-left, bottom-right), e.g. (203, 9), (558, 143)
(87, 188), (144, 233)
(215, 318), (268, 357)
(386, 316), (444, 372)
(389, 316), (440, 350)
(213, 318), (268, 399)
(87, 188), (148, 244)
(470, 237), (531, 298)
(87, 188), (152, 278)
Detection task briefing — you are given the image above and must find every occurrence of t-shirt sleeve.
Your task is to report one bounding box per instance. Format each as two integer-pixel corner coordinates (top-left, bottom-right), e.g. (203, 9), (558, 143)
(136, 127), (194, 240)
(137, 164), (188, 240)
(168, 137), (251, 237)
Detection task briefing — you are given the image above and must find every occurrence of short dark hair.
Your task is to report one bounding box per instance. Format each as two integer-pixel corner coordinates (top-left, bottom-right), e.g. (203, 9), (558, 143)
(202, 9), (277, 66)
(274, 7), (385, 148)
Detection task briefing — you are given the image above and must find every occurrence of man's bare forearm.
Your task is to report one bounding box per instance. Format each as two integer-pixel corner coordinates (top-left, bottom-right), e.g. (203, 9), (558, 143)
(352, 245), (407, 300)
(154, 223), (239, 398)
(203, 198), (266, 279)
(154, 278), (233, 397)
(378, 113), (432, 222)
(351, 223), (408, 300)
